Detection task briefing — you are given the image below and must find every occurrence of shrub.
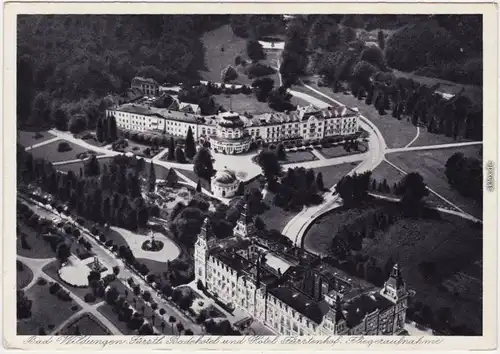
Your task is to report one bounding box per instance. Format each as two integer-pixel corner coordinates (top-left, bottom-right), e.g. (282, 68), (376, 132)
(245, 63), (275, 78)
(105, 240), (113, 247)
(57, 289), (72, 302)
(99, 234), (107, 242)
(146, 274), (156, 284)
(37, 277), (47, 286)
(69, 115), (87, 134)
(84, 293), (96, 303)
(49, 282), (61, 295)
(57, 142), (72, 152)
(142, 291), (152, 302)
(151, 302), (158, 311)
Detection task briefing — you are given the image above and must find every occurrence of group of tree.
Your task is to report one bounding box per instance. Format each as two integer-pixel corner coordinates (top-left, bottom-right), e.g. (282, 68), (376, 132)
(273, 167), (325, 211)
(177, 85), (220, 115)
(17, 145), (159, 231)
(255, 149), (282, 191)
(280, 17), (310, 87)
(192, 147), (216, 188)
(96, 115), (118, 143)
(165, 136), (188, 163)
(335, 171), (372, 207)
(445, 152), (482, 201)
(230, 15), (285, 39)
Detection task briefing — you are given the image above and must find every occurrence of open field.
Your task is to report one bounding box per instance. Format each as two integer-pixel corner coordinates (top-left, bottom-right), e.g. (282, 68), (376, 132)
(259, 193), (298, 233)
(18, 130), (56, 148)
(28, 139), (102, 163)
(17, 260), (34, 289)
(317, 142), (367, 159)
(312, 162), (357, 189)
(17, 281), (82, 335)
(282, 150), (318, 164)
(56, 313), (112, 335)
(386, 145), (483, 218)
(303, 200), (482, 333)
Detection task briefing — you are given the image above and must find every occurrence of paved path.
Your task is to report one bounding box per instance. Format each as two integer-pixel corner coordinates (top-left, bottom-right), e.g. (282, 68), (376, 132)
(404, 126), (420, 148)
(310, 149), (326, 161)
(17, 255), (55, 291)
(25, 136), (61, 151)
(386, 140), (483, 154)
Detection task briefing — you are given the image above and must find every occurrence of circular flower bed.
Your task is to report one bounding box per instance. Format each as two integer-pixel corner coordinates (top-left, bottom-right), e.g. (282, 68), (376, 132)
(141, 239), (164, 252)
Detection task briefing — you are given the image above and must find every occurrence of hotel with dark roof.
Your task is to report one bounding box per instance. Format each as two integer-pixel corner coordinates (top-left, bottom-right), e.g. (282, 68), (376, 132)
(106, 93), (360, 155)
(195, 203), (410, 335)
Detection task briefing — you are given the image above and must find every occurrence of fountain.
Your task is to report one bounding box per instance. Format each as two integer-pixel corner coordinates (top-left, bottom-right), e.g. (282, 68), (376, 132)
(141, 230), (164, 252)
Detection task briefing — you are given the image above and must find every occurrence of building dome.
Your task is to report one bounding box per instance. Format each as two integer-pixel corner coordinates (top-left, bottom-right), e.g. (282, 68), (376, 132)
(214, 169), (237, 184)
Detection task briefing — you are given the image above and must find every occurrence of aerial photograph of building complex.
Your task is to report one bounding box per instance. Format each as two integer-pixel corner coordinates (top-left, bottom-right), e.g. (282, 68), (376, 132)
(16, 14), (483, 337)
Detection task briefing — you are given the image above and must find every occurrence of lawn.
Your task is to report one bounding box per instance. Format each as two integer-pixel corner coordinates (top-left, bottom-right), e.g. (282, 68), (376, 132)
(18, 130), (56, 148)
(312, 162), (358, 189)
(214, 93), (310, 115)
(123, 140), (162, 158)
(386, 145), (483, 218)
(17, 221), (57, 259)
(303, 200), (483, 333)
(391, 69), (482, 105)
(28, 139), (102, 163)
(56, 312), (112, 335)
(17, 260), (34, 289)
(282, 150), (318, 164)
(17, 280), (82, 335)
(317, 142), (368, 159)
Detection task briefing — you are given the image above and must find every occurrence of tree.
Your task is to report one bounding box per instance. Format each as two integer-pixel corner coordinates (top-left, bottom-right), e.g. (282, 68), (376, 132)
(252, 77), (274, 102)
(255, 150), (282, 190)
(396, 172), (429, 208)
(165, 168), (179, 187)
(168, 315), (176, 335)
(148, 161), (156, 193)
(176, 322), (185, 334)
(185, 127), (196, 159)
(221, 65), (238, 83)
(56, 242), (71, 263)
(54, 107), (68, 131)
(161, 321), (166, 333)
(30, 92), (51, 127)
(246, 40), (266, 62)
(84, 155), (101, 177)
(377, 30), (385, 50)
(196, 180), (202, 192)
(68, 115), (87, 134)
(167, 137), (176, 161)
(17, 290), (32, 319)
(316, 172), (325, 191)
(105, 286), (119, 304)
(193, 148), (215, 183)
(107, 115), (118, 142)
(276, 144), (287, 160)
(113, 266), (120, 276)
(185, 329), (194, 335)
(175, 147), (186, 163)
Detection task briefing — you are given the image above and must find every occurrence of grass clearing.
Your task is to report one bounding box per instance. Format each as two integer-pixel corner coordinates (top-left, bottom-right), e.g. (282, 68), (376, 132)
(56, 312), (112, 335)
(386, 146), (483, 218)
(17, 281), (82, 335)
(304, 200), (482, 333)
(17, 260), (34, 289)
(259, 190), (298, 233)
(214, 93), (310, 115)
(18, 130), (56, 148)
(28, 139), (102, 163)
(312, 163), (357, 189)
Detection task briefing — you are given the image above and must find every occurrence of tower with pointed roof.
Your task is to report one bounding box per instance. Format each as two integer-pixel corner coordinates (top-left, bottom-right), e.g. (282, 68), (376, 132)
(234, 202), (256, 238)
(194, 217), (216, 286)
(380, 263), (408, 334)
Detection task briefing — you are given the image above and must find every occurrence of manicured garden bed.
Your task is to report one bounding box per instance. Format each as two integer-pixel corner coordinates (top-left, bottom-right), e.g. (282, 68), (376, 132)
(17, 260), (34, 289)
(317, 142), (368, 159)
(281, 150), (318, 164)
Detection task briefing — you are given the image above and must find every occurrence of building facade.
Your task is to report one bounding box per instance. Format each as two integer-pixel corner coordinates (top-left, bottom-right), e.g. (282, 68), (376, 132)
(211, 169), (241, 198)
(106, 101), (360, 154)
(194, 204), (409, 335)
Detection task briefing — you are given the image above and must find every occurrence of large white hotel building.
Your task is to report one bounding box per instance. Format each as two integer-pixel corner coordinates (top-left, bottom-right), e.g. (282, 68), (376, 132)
(106, 99), (360, 155)
(194, 204), (409, 335)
